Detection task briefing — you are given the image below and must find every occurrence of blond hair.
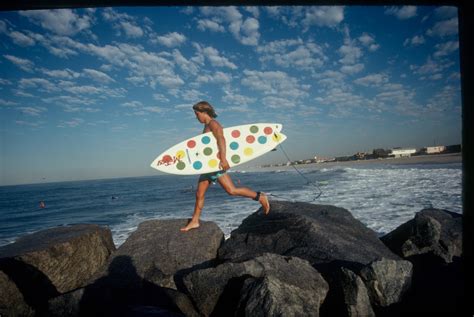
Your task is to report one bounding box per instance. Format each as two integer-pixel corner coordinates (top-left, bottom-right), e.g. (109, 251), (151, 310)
(193, 101), (217, 118)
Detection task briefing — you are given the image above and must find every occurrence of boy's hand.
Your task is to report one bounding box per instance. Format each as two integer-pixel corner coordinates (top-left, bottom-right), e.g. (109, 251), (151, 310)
(220, 159), (230, 171)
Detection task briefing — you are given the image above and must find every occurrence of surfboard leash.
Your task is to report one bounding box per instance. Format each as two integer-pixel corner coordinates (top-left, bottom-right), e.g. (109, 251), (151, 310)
(269, 133), (323, 201)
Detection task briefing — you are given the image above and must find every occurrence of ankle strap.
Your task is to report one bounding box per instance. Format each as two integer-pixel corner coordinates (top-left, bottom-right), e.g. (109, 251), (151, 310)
(254, 191), (261, 201)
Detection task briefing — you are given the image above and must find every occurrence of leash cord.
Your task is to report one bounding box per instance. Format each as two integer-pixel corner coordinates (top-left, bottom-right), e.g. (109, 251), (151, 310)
(268, 136), (323, 201)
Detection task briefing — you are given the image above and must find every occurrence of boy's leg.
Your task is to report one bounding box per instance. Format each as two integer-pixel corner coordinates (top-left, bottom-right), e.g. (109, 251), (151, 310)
(217, 174), (270, 214)
(180, 177), (211, 232)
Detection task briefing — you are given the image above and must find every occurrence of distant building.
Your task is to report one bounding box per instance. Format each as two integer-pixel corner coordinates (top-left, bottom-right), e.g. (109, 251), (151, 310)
(389, 148), (417, 158)
(423, 146), (446, 154)
(445, 144), (462, 153)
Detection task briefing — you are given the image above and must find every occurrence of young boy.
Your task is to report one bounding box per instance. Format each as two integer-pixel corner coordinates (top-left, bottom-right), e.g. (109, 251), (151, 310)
(180, 101), (270, 232)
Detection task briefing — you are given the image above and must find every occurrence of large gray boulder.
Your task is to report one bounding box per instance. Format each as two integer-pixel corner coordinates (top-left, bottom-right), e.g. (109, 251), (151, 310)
(183, 253), (329, 317)
(0, 224), (115, 315)
(218, 201), (399, 267)
(380, 209), (463, 314)
(0, 224), (115, 293)
(105, 219), (224, 289)
(359, 258), (413, 307)
(380, 208), (462, 263)
(327, 267), (375, 317)
(60, 219), (223, 316)
(0, 270), (34, 317)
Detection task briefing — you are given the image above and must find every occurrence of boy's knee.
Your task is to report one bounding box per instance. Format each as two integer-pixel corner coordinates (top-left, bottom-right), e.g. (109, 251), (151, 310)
(196, 191), (206, 199)
(226, 188), (237, 196)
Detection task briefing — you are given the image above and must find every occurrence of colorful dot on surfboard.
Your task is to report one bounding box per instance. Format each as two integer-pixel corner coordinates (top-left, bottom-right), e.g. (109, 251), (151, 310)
(231, 130), (240, 138)
(250, 125), (259, 133)
(258, 136), (267, 144)
(244, 147), (253, 156)
(272, 133), (282, 142)
(264, 127), (273, 135)
(177, 161), (186, 170)
(193, 161), (202, 170)
(203, 147), (213, 156)
(202, 136), (211, 144)
(187, 140), (196, 148)
(176, 150), (185, 160)
(208, 159), (218, 168)
(231, 154), (241, 164)
(230, 142), (239, 150)
(246, 135), (255, 144)
(162, 155), (172, 163)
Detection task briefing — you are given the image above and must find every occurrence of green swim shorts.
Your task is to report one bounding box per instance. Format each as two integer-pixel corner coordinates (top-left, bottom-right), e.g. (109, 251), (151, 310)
(199, 170), (226, 183)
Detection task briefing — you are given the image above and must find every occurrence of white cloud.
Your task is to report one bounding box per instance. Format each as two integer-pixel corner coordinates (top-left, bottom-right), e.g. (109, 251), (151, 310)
(196, 71), (232, 84)
(83, 68), (115, 83)
(172, 49), (200, 76)
(197, 19), (225, 33)
(244, 7), (259, 18)
(425, 85), (459, 113)
(9, 31), (36, 46)
(384, 6), (418, 20)
(0, 98), (17, 106)
(122, 101), (142, 108)
(120, 21), (143, 38)
(19, 9), (93, 36)
(354, 73), (389, 87)
(434, 6), (458, 19)
(58, 117), (84, 128)
(222, 87), (255, 106)
(410, 57), (453, 78)
(302, 6), (344, 29)
(0, 20), (6, 33)
(181, 89), (204, 101)
(340, 63), (364, 75)
(258, 39), (326, 71)
(433, 41), (459, 58)
(153, 93), (169, 102)
(42, 95), (96, 106)
(315, 87), (368, 117)
(193, 44), (237, 69)
(241, 69), (309, 99)
(4, 55), (35, 72)
(199, 6), (260, 46)
(102, 8), (144, 38)
(19, 106), (47, 116)
(427, 17), (458, 37)
(338, 43), (362, 65)
(314, 70), (347, 89)
(19, 78), (60, 92)
(41, 68), (79, 79)
(358, 33), (380, 51)
(403, 35), (425, 47)
(262, 96), (296, 109)
(16, 120), (43, 127)
(238, 17), (260, 46)
(152, 32), (186, 47)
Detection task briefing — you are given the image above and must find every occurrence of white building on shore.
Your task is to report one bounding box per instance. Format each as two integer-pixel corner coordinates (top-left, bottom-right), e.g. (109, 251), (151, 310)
(389, 148), (417, 158)
(423, 146), (446, 154)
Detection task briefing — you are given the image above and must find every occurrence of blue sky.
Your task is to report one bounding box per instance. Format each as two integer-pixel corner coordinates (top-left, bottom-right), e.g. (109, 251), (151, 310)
(0, 6), (461, 185)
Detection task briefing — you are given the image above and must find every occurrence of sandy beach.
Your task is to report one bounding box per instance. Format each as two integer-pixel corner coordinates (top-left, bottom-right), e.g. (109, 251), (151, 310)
(240, 153), (462, 173)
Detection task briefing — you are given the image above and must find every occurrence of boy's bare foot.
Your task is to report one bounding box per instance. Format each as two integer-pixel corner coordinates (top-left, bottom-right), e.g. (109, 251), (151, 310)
(259, 193), (270, 215)
(180, 221), (200, 232)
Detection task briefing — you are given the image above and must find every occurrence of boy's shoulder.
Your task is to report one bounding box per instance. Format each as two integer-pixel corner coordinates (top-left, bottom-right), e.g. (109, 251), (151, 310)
(208, 119), (223, 129)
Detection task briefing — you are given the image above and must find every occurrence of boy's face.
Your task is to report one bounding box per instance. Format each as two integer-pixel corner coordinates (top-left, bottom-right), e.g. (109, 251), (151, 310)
(194, 110), (206, 123)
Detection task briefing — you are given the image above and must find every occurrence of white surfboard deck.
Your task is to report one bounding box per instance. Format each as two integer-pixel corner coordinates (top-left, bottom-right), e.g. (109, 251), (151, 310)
(150, 123), (287, 175)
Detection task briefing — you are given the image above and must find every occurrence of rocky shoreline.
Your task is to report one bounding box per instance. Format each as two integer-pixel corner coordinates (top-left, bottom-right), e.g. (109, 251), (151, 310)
(0, 201), (463, 316)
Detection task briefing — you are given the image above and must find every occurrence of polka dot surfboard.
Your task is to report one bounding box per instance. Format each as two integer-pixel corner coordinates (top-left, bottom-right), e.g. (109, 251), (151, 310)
(150, 123), (287, 175)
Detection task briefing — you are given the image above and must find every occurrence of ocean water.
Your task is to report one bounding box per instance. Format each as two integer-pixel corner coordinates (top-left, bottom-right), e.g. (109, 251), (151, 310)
(0, 162), (462, 248)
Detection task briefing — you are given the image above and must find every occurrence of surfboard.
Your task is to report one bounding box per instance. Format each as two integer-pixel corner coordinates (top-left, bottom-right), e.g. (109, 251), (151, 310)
(150, 123), (287, 175)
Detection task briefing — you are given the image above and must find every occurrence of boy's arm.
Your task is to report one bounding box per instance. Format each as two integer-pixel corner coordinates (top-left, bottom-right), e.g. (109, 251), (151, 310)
(209, 121), (230, 170)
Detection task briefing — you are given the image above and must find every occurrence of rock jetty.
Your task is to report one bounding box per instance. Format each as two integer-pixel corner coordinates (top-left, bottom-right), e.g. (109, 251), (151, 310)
(0, 201), (463, 316)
